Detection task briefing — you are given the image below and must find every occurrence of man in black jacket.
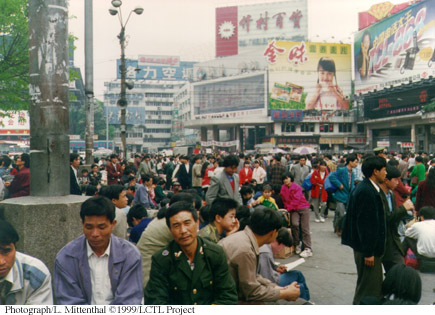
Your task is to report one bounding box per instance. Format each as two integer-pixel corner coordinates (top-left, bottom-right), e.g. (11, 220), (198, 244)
(341, 156), (387, 305)
(70, 153), (82, 195)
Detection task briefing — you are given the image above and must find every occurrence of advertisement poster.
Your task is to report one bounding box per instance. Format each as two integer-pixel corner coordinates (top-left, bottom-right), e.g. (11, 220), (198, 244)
(104, 106), (146, 125)
(354, 0), (435, 94)
(266, 41), (352, 112)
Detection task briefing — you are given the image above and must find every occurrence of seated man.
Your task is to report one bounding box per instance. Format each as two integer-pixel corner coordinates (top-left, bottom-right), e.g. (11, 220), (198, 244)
(0, 220), (53, 305)
(403, 206), (435, 262)
(144, 201), (238, 305)
(100, 185), (128, 239)
(54, 196), (142, 305)
(219, 207), (300, 303)
(127, 204), (152, 244)
(198, 197), (239, 243)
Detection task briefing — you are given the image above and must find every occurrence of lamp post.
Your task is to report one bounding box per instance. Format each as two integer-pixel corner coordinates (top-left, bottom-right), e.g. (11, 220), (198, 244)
(109, 0), (143, 159)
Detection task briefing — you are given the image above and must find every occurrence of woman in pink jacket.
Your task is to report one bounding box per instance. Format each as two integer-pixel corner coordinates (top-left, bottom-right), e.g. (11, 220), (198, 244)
(280, 172), (312, 258)
(310, 160), (329, 223)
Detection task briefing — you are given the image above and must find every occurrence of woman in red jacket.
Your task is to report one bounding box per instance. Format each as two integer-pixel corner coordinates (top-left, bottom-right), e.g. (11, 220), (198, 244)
(238, 160), (253, 187)
(310, 160), (329, 223)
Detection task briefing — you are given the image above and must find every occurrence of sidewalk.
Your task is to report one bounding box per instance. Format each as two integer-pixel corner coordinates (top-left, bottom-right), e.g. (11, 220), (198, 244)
(277, 210), (435, 305)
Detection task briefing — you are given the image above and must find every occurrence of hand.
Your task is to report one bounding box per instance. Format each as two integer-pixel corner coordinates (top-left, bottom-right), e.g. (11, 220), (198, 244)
(364, 256), (374, 267)
(403, 199), (414, 211)
(339, 185), (344, 190)
(276, 265), (287, 273)
(317, 184), (323, 188)
(4, 182), (10, 187)
(279, 281), (300, 301)
(227, 219), (240, 236)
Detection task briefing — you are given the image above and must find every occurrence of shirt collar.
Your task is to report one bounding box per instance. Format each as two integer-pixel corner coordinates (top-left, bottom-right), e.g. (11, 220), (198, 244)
(0, 264), (14, 285)
(369, 178), (380, 193)
(86, 238), (111, 258)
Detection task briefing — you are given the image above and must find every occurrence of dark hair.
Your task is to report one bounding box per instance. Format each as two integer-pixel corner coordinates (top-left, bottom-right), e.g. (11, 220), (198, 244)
(318, 160), (327, 167)
(273, 155), (281, 162)
(199, 204), (211, 225)
(262, 184), (272, 192)
(81, 169), (89, 174)
(126, 193), (134, 206)
(387, 159), (399, 167)
(361, 156), (386, 178)
(201, 161), (210, 178)
(80, 196), (115, 223)
(239, 153), (245, 159)
(318, 57), (336, 75)
(99, 184), (125, 201)
(127, 204), (148, 227)
(1, 155), (12, 168)
(110, 153), (118, 160)
(165, 201), (198, 228)
(385, 165), (401, 180)
(249, 206), (282, 236)
(70, 153), (80, 163)
(427, 167), (435, 188)
(140, 174), (152, 183)
(85, 185), (98, 196)
(420, 206), (435, 220)
(20, 153), (30, 168)
(157, 198), (171, 219)
(223, 155), (239, 168)
(345, 153), (357, 165)
(271, 184), (282, 194)
(415, 156), (424, 163)
(240, 184), (253, 196)
(281, 172), (294, 183)
(170, 192), (194, 205)
(382, 264), (421, 304)
(237, 205), (251, 231)
(209, 198), (238, 222)
(0, 220), (19, 245)
(276, 227), (292, 247)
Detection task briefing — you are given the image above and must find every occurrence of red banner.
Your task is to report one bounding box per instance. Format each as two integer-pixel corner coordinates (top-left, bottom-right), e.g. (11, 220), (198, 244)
(216, 6), (238, 57)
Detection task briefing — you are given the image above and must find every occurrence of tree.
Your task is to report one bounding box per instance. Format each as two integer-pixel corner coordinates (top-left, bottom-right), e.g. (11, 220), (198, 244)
(0, 0), (29, 111)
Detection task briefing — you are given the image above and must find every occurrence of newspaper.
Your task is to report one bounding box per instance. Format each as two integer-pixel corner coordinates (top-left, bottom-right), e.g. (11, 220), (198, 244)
(283, 258), (305, 271)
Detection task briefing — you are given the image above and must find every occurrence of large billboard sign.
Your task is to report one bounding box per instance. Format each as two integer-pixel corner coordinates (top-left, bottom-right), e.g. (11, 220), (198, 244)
(193, 73), (266, 120)
(116, 56), (195, 81)
(105, 106), (146, 125)
(216, 1), (307, 57)
(266, 41), (352, 113)
(354, 0), (435, 95)
(0, 111), (29, 134)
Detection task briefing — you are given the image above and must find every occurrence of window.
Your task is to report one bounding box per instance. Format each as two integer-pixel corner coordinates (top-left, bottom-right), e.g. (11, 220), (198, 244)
(300, 123), (315, 132)
(339, 123), (352, 133)
(357, 124), (365, 133)
(320, 123), (334, 133)
(281, 123), (296, 133)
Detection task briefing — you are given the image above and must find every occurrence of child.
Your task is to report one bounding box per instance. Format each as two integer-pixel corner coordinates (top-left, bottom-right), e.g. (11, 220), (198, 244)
(257, 184), (279, 210)
(306, 57), (349, 111)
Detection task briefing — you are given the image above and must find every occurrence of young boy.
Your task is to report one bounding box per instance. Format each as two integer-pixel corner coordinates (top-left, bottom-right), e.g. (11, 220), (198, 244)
(257, 184), (279, 210)
(199, 197), (239, 243)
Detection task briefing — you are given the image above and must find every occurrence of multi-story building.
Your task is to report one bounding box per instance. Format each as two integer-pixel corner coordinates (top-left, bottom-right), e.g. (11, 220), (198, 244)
(104, 56), (195, 153)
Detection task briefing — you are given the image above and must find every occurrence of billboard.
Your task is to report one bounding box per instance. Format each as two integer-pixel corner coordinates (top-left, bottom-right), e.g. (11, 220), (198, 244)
(266, 41), (352, 112)
(0, 111), (29, 134)
(354, 0), (435, 95)
(216, 1), (307, 57)
(116, 57), (195, 81)
(193, 73), (266, 119)
(105, 106), (146, 125)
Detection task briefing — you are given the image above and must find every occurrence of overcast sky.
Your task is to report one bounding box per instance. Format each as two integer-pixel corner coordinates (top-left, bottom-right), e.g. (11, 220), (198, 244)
(68, 0), (410, 98)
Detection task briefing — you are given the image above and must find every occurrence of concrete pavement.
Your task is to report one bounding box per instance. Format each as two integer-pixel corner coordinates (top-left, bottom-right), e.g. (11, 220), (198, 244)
(276, 210), (435, 305)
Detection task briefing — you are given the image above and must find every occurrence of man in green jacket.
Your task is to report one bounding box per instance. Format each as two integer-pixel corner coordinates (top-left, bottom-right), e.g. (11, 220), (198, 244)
(144, 201), (238, 305)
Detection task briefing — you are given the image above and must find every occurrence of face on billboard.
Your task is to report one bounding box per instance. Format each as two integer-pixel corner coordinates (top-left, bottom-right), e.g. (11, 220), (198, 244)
(266, 41), (352, 114)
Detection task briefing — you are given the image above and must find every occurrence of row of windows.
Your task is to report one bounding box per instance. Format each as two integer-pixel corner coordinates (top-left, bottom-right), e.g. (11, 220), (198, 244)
(107, 83), (176, 90)
(281, 123), (355, 133)
(143, 138), (171, 143)
(147, 111), (172, 116)
(145, 120), (171, 124)
(144, 129), (171, 133)
(145, 93), (173, 98)
(146, 102), (173, 107)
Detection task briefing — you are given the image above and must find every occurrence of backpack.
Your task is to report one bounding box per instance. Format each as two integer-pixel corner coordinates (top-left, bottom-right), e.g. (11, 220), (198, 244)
(302, 173), (313, 191)
(324, 171), (339, 193)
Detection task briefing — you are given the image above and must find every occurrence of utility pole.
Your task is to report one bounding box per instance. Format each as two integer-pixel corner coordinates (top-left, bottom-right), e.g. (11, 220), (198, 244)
(28, 0), (69, 196)
(119, 26), (127, 159)
(85, 0), (95, 164)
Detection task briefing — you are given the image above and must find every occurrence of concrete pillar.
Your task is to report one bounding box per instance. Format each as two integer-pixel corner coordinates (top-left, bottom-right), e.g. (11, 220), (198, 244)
(201, 127), (207, 141)
(28, 0), (69, 196)
(213, 126), (219, 141)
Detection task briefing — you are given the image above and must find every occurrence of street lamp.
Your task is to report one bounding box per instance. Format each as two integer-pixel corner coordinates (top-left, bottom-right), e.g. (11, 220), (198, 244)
(109, 0), (143, 159)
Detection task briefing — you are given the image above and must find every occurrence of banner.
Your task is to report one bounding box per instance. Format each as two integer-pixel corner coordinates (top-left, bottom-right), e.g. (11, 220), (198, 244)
(104, 106), (146, 125)
(266, 41), (352, 112)
(354, 0), (435, 94)
(201, 140), (240, 147)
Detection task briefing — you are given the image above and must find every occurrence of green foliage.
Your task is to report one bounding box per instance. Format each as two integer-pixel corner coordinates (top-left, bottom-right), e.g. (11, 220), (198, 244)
(0, 0), (29, 110)
(423, 101), (435, 113)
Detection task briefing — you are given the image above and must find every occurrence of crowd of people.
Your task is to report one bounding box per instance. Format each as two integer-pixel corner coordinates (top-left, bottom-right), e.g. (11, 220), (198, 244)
(0, 147), (434, 305)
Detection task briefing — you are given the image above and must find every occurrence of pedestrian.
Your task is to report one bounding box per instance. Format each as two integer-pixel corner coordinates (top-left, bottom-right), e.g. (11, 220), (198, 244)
(310, 160), (329, 222)
(414, 167), (435, 215)
(4, 153), (30, 198)
(341, 156), (387, 305)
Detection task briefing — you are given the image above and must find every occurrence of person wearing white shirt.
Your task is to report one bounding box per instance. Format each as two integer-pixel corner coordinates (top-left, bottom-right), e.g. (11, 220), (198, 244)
(252, 160), (267, 189)
(403, 206), (435, 259)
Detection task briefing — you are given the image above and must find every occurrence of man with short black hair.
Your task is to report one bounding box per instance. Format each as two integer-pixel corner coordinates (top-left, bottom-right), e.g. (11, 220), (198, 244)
(219, 207), (300, 303)
(342, 156), (387, 304)
(199, 197), (239, 243)
(145, 201), (237, 305)
(100, 185), (128, 239)
(206, 155), (242, 205)
(106, 154), (122, 185)
(5, 153), (31, 198)
(54, 196), (142, 305)
(0, 220), (53, 305)
(269, 155), (286, 185)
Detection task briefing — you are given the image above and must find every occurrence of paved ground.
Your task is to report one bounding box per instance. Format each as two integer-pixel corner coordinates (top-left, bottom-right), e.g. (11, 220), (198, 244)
(276, 210), (435, 305)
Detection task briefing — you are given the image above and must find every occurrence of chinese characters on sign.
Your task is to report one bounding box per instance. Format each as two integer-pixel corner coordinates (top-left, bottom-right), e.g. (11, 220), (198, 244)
(271, 109), (304, 121)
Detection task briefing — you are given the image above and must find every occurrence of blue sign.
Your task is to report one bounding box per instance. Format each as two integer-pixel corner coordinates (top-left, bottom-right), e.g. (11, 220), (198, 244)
(271, 109), (304, 121)
(105, 106), (146, 125)
(117, 59), (195, 81)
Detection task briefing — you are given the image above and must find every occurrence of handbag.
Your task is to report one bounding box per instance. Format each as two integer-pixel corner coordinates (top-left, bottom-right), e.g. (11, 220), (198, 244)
(324, 171), (338, 193)
(411, 176), (418, 185)
(302, 173), (313, 191)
